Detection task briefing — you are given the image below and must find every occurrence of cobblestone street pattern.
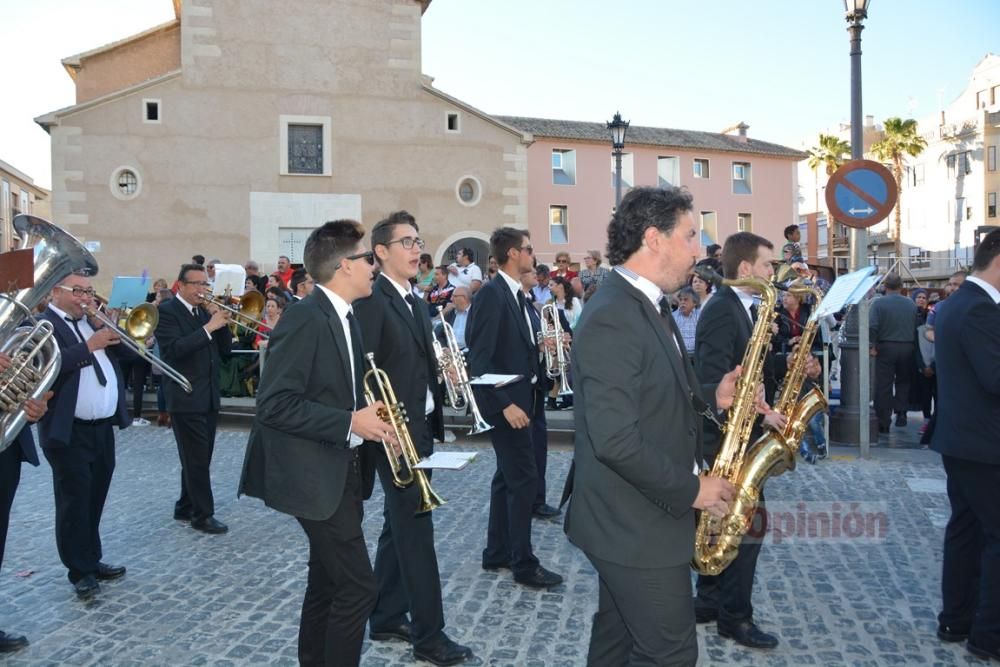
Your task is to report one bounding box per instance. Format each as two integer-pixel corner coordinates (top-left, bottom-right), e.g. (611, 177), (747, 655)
(0, 425), (987, 665)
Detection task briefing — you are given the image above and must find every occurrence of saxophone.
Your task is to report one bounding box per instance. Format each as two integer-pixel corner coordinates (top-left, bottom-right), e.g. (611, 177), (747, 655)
(693, 272), (778, 576)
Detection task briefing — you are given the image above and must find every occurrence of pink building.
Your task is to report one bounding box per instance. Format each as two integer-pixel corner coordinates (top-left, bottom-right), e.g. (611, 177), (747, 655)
(498, 116), (807, 267)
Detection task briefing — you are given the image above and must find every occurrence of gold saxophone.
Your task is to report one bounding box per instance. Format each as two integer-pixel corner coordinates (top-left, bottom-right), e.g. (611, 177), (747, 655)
(692, 272), (778, 576)
(692, 279), (827, 576)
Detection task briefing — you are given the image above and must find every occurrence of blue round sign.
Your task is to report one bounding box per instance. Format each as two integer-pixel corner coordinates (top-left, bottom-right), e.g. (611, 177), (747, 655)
(825, 160), (898, 229)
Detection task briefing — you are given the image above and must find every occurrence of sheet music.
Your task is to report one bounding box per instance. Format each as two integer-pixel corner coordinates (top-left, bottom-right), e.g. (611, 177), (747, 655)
(469, 374), (522, 387)
(412, 451), (478, 470)
(812, 266), (878, 319)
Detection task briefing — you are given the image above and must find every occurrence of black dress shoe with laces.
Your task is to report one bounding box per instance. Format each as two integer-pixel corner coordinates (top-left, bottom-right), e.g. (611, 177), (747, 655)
(895, 414), (908, 427)
(481, 560), (510, 572)
(0, 631), (29, 653)
(413, 636), (474, 666)
(717, 620), (779, 649)
(96, 562), (126, 581)
(513, 565), (563, 589)
(191, 516), (229, 534)
(370, 621), (413, 643)
(936, 624), (969, 643)
(532, 503), (562, 519)
(73, 575), (100, 600)
(173, 509), (193, 521)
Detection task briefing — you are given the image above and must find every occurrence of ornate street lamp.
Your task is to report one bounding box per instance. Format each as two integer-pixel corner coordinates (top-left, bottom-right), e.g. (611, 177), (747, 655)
(607, 112), (630, 208)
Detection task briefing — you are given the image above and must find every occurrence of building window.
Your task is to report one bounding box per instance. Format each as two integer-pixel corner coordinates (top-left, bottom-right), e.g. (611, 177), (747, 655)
(19, 191), (28, 215)
(700, 211), (717, 243)
(109, 166), (142, 200)
(798, 221), (808, 245)
(143, 98), (161, 123)
(1, 180), (9, 225)
(279, 115), (332, 176)
(446, 112), (460, 133)
(958, 151), (971, 176)
(732, 162), (751, 194)
(977, 90), (987, 109)
(737, 213), (752, 232)
(909, 247), (930, 269)
(552, 149), (576, 185)
(914, 163), (925, 185)
(693, 158), (710, 179)
(989, 192), (997, 218)
(947, 154), (956, 179)
(549, 206), (568, 244)
(817, 218), (829, 259)
(657, 156), (680, 187)
(455, 176), (482, 207)
(989, 146), (997, 172)
(993, 84), (1000, 106)
(610, 153), (634, 188)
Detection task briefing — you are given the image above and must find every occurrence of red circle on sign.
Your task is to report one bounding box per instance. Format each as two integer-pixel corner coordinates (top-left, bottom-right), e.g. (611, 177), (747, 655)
(825, 160), (898, 229)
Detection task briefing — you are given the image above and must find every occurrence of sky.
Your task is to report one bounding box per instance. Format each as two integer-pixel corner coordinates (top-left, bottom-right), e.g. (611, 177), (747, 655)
(1, 0), (997, 190)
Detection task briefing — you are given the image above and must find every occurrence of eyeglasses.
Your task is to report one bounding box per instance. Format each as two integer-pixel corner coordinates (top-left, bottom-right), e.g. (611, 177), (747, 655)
(518, 245), (534, 255)
(56, 285), (96, 298)
(557, 259), (569, 264)
(385, 236), (425, 250)
(346, 250), (376, 266)
(184, 280), (211, 287)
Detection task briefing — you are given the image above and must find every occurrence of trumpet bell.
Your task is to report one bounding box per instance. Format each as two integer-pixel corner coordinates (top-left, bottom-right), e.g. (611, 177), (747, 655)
(239, 289), (265, 318)
(125, 303), (158, 340)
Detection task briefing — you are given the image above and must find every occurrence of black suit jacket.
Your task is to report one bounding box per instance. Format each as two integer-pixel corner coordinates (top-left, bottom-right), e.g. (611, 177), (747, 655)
(466, 274), (541, 417)
(36, 308), (131, 449)
(239, 288), (376, 521)
(565, 271), (704, 568)
(694, 285), (775, 458)
(12, 427), (39, 466)
(353, 275), (443, 453)
(154, 296), (231, 414)
(930, 280), (1000, 464)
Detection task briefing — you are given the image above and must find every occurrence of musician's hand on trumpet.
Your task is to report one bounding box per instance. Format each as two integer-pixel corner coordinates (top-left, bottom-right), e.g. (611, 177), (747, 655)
(203, 305), (232, 334)
(352, 401), (401, 456)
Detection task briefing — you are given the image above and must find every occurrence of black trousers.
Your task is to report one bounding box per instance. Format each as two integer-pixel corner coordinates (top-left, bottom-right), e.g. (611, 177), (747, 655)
(695, 457), (766, 626)
(130, 360), (150, 417)
(531, 392), (550, 509)
(171, 411), (218, 521)
(0, 442), (24, 572)
(42, 421), (116, 583)
(296, 457), (376, 667)
(587, 553), (697, 666)
(483, 392), (541, 576)
(940, 455), (1000, 647)
(874, 341), (914, 428)
(369, 418), (446, 650)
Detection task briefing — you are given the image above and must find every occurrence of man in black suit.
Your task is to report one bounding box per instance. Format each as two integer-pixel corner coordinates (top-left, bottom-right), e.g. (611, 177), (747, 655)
(354, 211), (473, 666)
(565, 186), (737, 665)
(37, 274), (130, 599)
(155, 264), (232, 534)
(930, 228), (1000, 662)
(0, 353), (49, 652)
(467, 227), (563, 589)
(240, 220), (392, 667)
(693, 231), (814, 650)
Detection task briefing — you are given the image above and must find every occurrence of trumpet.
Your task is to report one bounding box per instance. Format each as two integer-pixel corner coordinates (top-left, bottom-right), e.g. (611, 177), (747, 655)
(362, 352), (445, 515)
(82, 297), (193, 394)
(537, 303), (572, 396)
(197, 291), (270, 339)
(432, 312), (492, 434)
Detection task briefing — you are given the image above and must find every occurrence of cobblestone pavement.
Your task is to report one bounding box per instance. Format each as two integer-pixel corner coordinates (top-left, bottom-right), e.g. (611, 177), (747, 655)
(0, 423), (986, 666)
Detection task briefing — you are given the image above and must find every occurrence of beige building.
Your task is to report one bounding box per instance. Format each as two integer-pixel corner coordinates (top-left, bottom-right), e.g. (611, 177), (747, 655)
(1, 159), (50, 252)
(36, 0), (529, 288)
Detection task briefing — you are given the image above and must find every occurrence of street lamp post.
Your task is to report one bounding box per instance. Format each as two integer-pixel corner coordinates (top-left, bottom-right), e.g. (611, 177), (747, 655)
(831, 0), (877, 447)
(607, 112), (629, 209)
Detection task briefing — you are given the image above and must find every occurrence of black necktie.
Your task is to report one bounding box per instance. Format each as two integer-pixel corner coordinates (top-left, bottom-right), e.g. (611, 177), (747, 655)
(346, 312), (365, 409)
(404, 293), (420, 320)
(749, 303), (759, 324)
(65, 317), (108, 386)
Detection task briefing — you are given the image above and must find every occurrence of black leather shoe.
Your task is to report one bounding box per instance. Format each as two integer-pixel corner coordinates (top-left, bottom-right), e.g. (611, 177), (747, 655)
(482, 560), (510, 572)
(74, 575), (100, 600)
(370, 621), (413, 643)
(718, 620), (779, 649)
(96, 562), (126, 581)
(937, 624), (970, 643)
(173, 509), (193, 521)
(532, 503), (562, 519)
(895, 414), (908, 427)
(191, 517), (229, 534)
(413, 636), (474, 666)
(878, 425), (890, 434)
(513, 565), (563, 589)
(694, 606), (718, 624)
(968, 639), (1000, 661)
(0, 631), (29, 653)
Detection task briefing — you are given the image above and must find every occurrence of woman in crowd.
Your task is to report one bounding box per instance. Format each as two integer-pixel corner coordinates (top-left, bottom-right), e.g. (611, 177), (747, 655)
(550, 276), (583, 330)
(415, 253), (435, 296)
(578, 250), (609, 290)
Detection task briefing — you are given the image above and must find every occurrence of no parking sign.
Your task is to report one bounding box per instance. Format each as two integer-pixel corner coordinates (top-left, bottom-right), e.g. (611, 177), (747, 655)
(825, 160), (898, 229)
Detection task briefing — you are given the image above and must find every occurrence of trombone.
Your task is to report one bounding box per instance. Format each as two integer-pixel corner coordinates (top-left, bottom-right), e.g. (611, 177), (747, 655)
(197, 290), (270, 339)
(432, 312), (492, 434)
(82, 297), (193, 394)
(362, 352), (445, 515)
(537, 303), (572, 396)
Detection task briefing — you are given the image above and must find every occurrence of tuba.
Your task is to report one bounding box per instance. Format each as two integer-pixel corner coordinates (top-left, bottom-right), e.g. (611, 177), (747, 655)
(362, 352), (445, 515)
(692, 268), (778, 576)
(0, 215), (99, 451)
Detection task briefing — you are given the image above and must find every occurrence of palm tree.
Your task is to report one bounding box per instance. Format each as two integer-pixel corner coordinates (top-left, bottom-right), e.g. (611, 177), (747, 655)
(871, 117), (927, 259)
(807, 134), (851, 240)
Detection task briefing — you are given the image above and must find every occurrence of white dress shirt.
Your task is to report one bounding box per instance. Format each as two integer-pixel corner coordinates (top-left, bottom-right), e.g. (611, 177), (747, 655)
(383, 275), (436, 416)
(967, 275), (1000, 304)
(497, 268), (537, 384)
(49, 304), (119, 420)
(316, 284), (363, 448)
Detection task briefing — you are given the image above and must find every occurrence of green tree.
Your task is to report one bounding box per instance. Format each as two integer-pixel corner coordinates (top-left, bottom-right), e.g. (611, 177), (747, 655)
(807, 134), (851, 237)
(871, 117), (928, 259)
